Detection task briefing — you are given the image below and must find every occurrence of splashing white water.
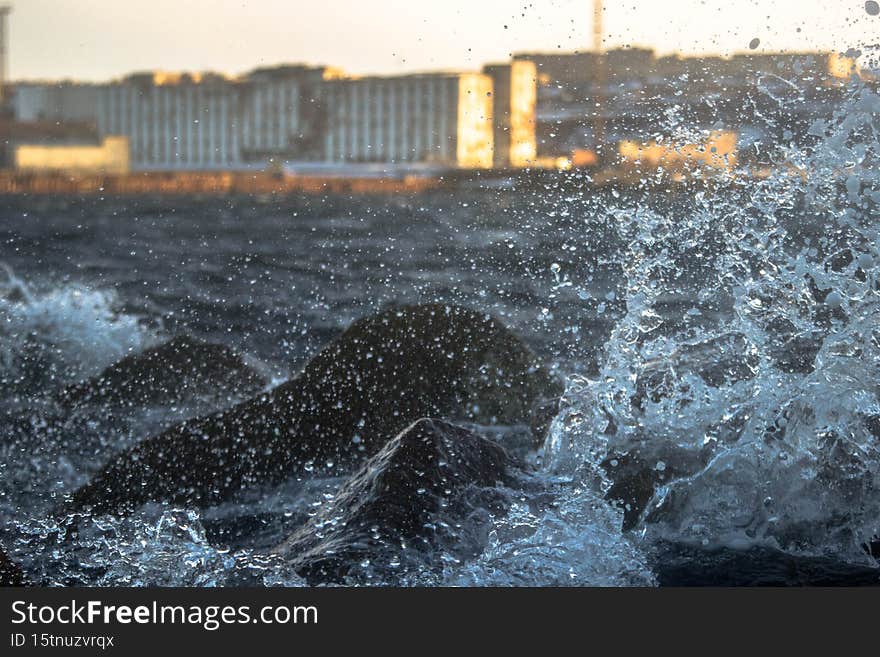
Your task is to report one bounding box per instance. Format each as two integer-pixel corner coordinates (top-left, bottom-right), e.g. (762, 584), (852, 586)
(0, 265), (156, 393)
(543, 77), (880, 566)
(9, 509), (306, 587)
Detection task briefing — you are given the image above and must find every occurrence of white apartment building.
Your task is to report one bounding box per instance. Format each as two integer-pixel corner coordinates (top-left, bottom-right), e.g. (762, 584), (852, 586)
(321, 73), (494, 168)
(10, 65), (529, 172)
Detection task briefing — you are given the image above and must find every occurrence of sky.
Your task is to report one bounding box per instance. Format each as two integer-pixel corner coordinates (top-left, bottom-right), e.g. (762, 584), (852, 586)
(9, 0), (880, 82)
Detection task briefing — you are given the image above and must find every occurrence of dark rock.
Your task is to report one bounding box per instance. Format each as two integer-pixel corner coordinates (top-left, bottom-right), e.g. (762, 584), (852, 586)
(66, 304), (561, 516)
(602, 445), (711, 531)
(275, 418), (520, 584)
(58, 335), (267, 409)
(0, 546), (26, 586)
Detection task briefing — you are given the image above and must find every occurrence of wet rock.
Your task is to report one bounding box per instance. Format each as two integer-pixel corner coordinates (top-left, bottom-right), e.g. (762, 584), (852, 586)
(58, 335), (267, 408)
(0, 546), (26, 586)
(274, 418), (521, 584)
(66, 304), (562, 516)
(602, 446), (712, 531)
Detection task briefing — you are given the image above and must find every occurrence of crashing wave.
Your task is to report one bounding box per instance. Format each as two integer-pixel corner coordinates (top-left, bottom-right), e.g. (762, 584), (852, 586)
(543, 76), (880, 568)
(0, 265), (156, 394)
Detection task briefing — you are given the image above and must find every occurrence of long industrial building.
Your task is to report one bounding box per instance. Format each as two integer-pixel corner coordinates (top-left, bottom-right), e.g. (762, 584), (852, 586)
(8, 62), (534, 172)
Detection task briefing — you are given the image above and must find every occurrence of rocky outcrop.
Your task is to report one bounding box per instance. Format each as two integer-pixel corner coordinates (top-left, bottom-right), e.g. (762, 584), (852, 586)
(65, 304), (562, 517)
(58, 335), (267, 408)
(275, 418), (521, 584)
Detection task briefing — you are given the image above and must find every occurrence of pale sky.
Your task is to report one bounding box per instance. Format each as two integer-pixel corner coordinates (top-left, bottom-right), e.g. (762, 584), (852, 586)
(9, 0), (880, 82)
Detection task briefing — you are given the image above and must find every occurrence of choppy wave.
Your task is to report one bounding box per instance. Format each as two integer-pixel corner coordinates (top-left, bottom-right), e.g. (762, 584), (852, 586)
(0, 265), (156, 394)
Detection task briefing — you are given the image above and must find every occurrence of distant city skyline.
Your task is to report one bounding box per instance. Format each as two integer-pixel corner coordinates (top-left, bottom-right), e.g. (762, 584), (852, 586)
(10, 0), (880, 82)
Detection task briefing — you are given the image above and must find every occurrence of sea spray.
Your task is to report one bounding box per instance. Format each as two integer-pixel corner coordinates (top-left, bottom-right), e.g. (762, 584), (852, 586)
(544, 74), (880, 564)
(0, 266), (156, 393)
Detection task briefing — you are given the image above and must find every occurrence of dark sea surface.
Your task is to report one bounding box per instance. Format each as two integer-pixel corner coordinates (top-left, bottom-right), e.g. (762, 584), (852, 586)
(0, 189), (624, 379)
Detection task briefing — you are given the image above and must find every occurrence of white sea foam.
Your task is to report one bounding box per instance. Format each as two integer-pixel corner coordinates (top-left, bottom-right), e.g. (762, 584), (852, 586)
(0, 265), (156, 392)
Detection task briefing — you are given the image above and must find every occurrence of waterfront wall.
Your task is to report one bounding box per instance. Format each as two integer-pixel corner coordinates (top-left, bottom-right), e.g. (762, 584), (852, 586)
(0, 170), (442, 195)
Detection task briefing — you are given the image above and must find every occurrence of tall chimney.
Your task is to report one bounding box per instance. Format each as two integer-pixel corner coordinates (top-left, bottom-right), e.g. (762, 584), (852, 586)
(592, 0), (606, 155)
(0, 5), (10, 108)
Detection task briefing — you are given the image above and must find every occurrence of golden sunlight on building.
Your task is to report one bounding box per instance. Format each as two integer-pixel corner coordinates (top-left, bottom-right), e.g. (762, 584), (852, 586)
(321, 67), (348, 81)
(150, 71), (207, 86)
(456, 74), (494, 169)
(152, 71), (183, 86)
(571, 149), (599, 168)
(15, 136), (131, 175)
(524, 155), (571, 170)
(619, 130), (738, 172)
(508, 61), (538, 168)
(483, 61), (537, 168)
(826, 52), (871, 81)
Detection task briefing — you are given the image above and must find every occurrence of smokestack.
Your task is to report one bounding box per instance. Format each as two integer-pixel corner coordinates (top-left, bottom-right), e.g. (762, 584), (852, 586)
(592, 0), (606, 155)
(0, 5), (10, 108)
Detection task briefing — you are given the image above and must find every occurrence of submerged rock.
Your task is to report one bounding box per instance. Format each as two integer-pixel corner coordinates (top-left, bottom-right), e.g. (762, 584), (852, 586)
(58, 335), (267, 408)
(66, 304), (562, 517)
(275, 418), (520, 584)
(602, 447), (711, 531)
(0, 546), (26, 586)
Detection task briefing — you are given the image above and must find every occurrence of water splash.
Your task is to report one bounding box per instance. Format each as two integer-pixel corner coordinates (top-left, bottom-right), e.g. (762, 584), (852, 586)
(448, 479), (656, 586)
(0, 266), (156, 394)
(9, 509), (305, 587)
(544, 76), (880, 566)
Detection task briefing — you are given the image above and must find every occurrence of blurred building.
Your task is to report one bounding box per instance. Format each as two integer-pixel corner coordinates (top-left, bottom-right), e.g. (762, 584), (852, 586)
(0, 116), (100, 168)
(483, 61), (537, 168)
(512, 47), (866, 164)
(95, 72), (241, 170)
(14, 135), (129, 174)
(9, 68), (499, 171)
(321, 72), (494, 168)
(11, 81), (99, 124)
(513, 51), (599, 92)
